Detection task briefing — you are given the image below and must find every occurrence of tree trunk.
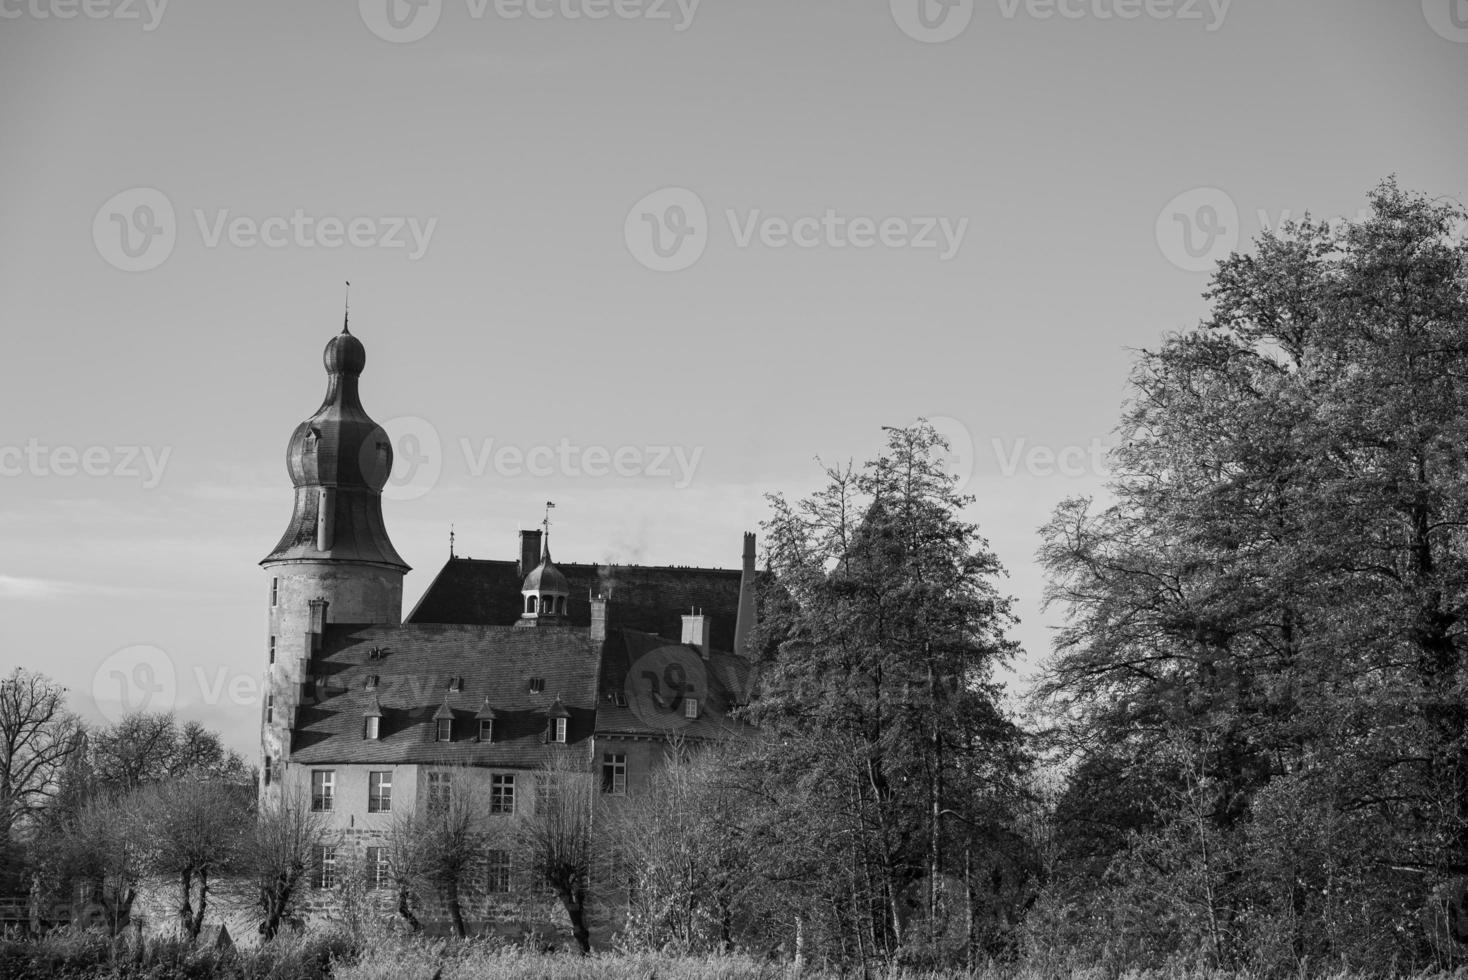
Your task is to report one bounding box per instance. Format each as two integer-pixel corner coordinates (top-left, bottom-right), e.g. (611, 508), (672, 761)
(444, 880), (467, 939)
(396, 887), (422, 933)
(555, 886), (592, 954)
(176, 869), (194, 936)
(189, 867), (208, 940)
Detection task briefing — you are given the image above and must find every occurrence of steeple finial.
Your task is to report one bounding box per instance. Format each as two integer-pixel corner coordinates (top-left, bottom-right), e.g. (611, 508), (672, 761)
(542, 501), (556, 560)
(343, 280), (351, 334)
(449, 523), (455, 559)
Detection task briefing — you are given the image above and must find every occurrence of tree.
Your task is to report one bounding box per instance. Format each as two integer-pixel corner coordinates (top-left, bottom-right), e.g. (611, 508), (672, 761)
(246, 790), (332, 941)
(0, 668), (81, 847)
(513, 753), (596, 953)
(1036, 179), (1468, 970)
(87, 712), (249, 792)
(54, 789), (148, 934)
(751, 421), (1030, 968)
(134, 778), (252, 939)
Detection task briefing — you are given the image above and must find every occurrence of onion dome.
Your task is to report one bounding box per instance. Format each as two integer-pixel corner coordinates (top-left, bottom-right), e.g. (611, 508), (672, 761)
(262, 323), (408, 570)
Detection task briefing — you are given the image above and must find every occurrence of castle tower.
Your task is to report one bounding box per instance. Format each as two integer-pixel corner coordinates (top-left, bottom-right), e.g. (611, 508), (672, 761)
(259, 317), (409, 802)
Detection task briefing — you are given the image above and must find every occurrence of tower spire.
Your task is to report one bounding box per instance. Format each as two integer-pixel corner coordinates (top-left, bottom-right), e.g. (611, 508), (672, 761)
(542, 501), (555, 560)
(343, 280), (351, 334)
(449, 523), (456, 559)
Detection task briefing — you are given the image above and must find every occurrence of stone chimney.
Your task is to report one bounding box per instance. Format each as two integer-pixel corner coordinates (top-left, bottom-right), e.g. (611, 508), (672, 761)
(681, 610), (711, 659)
(307, 598), (329, 654)
(518, 529), (543, 576)
(589, 594), (608, 648)
(733, 531), (757, 658)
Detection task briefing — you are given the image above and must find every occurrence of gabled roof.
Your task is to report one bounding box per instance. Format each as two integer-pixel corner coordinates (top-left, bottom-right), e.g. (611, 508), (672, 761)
(593, 629), (755, 741)
(407, 557), (748, 651)
(288, 623), (598, 767)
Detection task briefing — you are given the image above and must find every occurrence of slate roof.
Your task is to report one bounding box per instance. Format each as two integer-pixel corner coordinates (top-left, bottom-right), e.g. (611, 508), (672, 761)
(595, 629), (755, 741)
(288, 623), (599, 767)
(407, 557), (747, 650)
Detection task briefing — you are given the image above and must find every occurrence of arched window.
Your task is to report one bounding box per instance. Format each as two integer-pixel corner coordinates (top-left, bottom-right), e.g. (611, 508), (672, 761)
(526, 595), (537, 614)
(557, 596), (566, 614)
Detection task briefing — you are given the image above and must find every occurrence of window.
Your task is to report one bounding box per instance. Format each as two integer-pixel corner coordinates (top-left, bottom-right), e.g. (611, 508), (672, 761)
(314, 845), (337, 889)
(368, 771), (392, 812)
(311, 770), (334, 811)
(610, 690), (627, 707)
(486, 850), (511, 893)
(263, 756), (272, 787)
(490, 773), (515, 814)
(527, 596), (537, 614)
(551, 717), (567, 743)
(366, 846), (389, 890)
(436, 718), (452, 742)
(479, 719), (493, 742)
(270, 578), (278, 606)
(266, 694), (274, 724)
(365, 716), (380, 740)
(428, 771), (451, 812)
(365, 675), (378, 690)
(529, 677), (545, 693)
(448, 677), (462, 693)
(268, 636), (276, 664)
(601, 753), (627, 795)
(684, 698), (700, 720)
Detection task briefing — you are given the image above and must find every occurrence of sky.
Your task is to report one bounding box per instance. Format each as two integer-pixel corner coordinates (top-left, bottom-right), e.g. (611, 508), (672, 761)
(1, 0), (1465, 758)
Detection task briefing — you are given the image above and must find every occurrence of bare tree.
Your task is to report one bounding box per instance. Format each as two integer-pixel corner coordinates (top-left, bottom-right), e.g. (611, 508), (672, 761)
(59, 790), (148, 934)
(383, 780), (485, 938)
(382, 809), (429, 933)
(135, 778), (252, 939)
(514, 753), (596, 953)
(0, 668), (81, 845)
(246, 789), (331, 941)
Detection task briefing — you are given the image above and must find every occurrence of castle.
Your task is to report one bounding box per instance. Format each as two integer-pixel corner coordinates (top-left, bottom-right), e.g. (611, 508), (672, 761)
(258, 320), (757, 934)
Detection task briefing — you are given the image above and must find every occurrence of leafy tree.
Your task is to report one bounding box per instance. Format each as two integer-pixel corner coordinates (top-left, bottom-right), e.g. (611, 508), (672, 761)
(751, 421), (1029, 967)
(1036, 179), (1468, 970)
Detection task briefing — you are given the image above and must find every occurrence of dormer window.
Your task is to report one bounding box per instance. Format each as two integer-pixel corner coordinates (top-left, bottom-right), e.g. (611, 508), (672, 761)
(436, 718), (452, 742)
(365, 675), (378, 691)
(479, 719), (493, 742)
(365, 716), (380, 740)
(684, 698), (700, 720)
(448, 677), (462, 693)
(551, 717), (567, 743)
(529, 677), (545, 693)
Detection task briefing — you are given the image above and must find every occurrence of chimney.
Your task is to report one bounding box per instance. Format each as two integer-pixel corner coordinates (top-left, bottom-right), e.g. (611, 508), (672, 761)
(307, 598), (329, 653)
(589, 594), (608, 648)
(681, 610), (711, 659)
(733, 531), (757, 658)
(518, 529), (543, 576)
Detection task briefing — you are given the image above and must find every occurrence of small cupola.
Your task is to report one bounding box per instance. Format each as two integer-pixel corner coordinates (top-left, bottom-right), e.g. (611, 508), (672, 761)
(518, 503), (569, 626)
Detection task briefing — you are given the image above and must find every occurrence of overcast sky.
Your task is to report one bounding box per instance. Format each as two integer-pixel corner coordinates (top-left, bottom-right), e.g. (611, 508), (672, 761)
(1, 0), (1465, 756)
